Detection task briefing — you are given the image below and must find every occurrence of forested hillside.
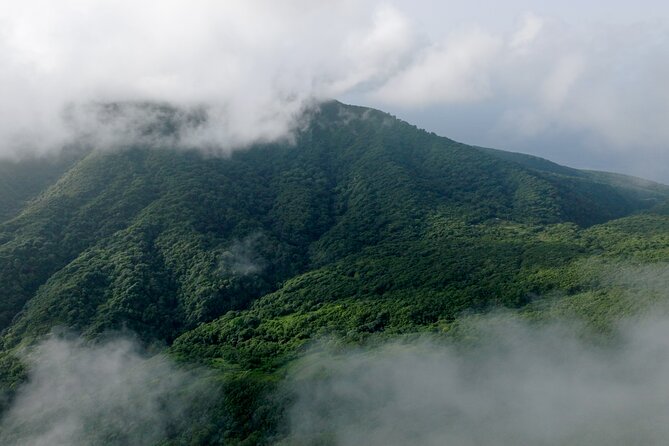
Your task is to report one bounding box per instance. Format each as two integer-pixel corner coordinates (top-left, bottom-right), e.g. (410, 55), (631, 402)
(0, 101), (668, 444)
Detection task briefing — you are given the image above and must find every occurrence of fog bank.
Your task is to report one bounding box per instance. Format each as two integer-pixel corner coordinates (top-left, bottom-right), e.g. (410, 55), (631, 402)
(0, 336), (216, 446)
(287, 313), (669, 445)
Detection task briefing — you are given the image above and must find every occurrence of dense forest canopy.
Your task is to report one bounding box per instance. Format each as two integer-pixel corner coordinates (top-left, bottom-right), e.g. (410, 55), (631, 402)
(0, 101), (668, 444)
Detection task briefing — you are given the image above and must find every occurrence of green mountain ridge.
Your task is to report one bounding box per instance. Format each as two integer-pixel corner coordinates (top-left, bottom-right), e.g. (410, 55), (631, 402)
(0, 100), (668, 444)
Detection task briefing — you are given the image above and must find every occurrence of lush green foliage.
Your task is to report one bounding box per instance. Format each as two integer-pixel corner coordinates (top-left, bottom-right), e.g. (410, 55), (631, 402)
(0, 101), (668, 444)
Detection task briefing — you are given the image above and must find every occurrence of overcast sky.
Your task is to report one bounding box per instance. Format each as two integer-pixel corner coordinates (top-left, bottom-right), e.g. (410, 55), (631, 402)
(1, 1), (669, 180)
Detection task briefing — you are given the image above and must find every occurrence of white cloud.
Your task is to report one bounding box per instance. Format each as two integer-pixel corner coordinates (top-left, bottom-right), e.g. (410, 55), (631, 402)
(370, 12), (669, 162)
(540, 54), (585, 110)
(0, 0), (415, 155)
(509, 12), (544, 52)
(0, 336), (215, 445)
(287, 313), (669, 445)
(371, 28), (501, 105)
(1, 0), (669, 171)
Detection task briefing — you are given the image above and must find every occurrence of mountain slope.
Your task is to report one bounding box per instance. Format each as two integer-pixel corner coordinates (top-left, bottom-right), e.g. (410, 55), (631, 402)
(0, 102), (665, 344)
(0, 151), (82, 224)
(0, 101), (668, 443)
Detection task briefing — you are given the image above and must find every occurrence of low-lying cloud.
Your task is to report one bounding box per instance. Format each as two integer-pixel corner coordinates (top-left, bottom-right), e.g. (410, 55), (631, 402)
(0, 335), (216, 446)
(219, 232), (266, 277)
(287, 312), (669, 445)
(0, 1), (415, 155)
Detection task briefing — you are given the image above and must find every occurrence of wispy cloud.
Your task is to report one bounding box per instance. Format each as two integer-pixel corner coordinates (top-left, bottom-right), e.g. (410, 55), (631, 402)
(285, 260), (669, 445)
(370, 13), (669, 152)
(0, 335), (216, 446)
(287, 312), (669, 445)
(0, 1), (415, 155)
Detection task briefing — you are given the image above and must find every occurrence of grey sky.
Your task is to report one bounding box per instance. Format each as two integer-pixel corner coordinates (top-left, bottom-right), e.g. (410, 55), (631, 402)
(1, 1), (668, 180)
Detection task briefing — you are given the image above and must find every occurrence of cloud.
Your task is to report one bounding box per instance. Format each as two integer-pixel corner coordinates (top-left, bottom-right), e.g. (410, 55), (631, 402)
(286, 311), (669, 445)
(509, 12), (544, 51)
(0, 0), (415, 155)
(219, 232), (266, 277)
(0, 335), (216, 446)
(285, 261), (669, 445)
(371, 28), (501, 105)
(371, 13), (669, 155)
(2, 0), (669, 175)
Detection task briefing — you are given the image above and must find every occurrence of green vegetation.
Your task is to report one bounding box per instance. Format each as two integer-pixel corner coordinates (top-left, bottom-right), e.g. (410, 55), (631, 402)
(0, 101), (668, 443)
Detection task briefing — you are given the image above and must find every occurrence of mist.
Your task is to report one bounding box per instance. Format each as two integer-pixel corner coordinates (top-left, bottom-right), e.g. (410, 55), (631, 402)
(286, 312), (669, 445)
(219, 232), (267, 278)
(0, 1), (414, 156)
(0, 335), (217, 446)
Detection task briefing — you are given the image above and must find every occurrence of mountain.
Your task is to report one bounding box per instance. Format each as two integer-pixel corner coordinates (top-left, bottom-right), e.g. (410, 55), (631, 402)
(0, 101), (668, 444)
(0, 151), (83, 224)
